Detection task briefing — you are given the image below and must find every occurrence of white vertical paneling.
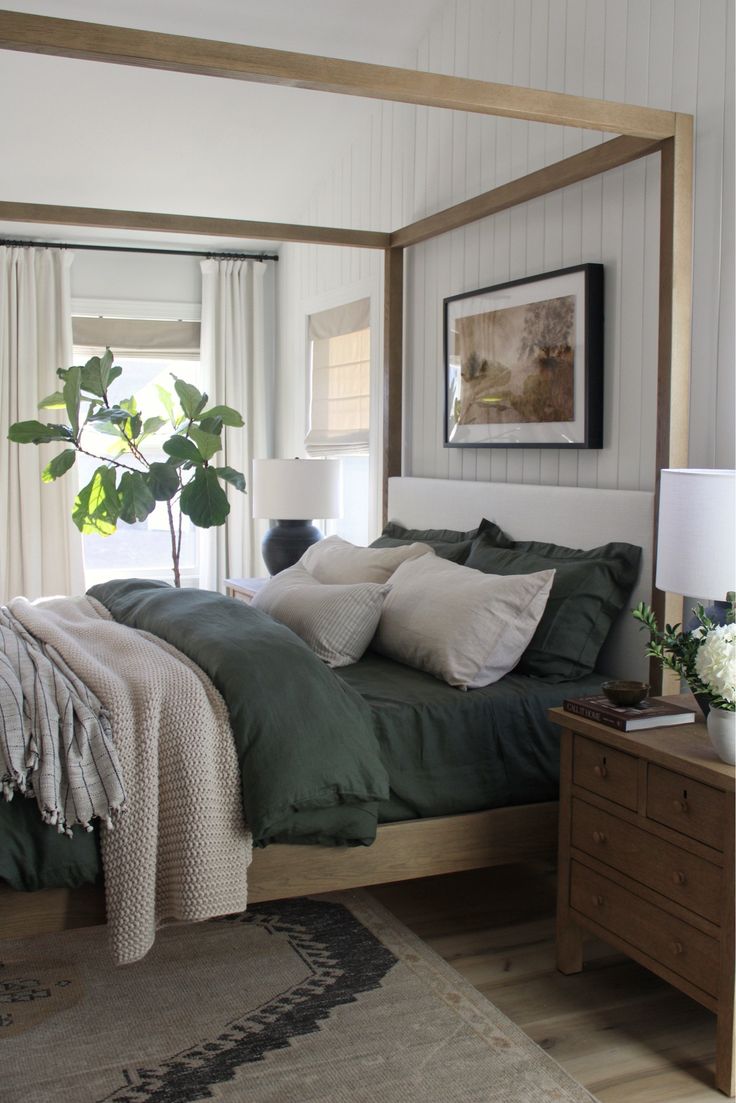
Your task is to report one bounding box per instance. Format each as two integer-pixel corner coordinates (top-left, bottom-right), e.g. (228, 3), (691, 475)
(715, 0), (735, 468)
(276, 0), (733, 505)
(689, 0), (728, 467)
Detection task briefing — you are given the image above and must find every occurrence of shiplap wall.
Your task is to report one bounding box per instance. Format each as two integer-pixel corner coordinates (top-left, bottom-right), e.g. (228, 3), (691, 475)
(276, 0), (734, 507)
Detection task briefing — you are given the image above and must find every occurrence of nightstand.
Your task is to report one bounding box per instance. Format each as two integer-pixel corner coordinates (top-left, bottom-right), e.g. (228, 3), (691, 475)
(550, 704), (736, 1096)
(224, 577), (268, 604)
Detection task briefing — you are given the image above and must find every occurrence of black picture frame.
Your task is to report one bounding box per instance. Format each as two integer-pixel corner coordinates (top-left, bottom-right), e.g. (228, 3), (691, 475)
(443, 263), (603, 449)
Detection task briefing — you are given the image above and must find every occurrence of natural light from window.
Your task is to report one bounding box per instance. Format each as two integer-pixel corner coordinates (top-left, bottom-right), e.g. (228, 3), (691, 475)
(306, 304), (371, 547)
(75, 355), (201, 587)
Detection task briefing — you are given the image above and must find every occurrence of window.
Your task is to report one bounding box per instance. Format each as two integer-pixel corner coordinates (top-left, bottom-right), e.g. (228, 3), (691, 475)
(306, 298), (371, 545)
(73, 315), (201, 587)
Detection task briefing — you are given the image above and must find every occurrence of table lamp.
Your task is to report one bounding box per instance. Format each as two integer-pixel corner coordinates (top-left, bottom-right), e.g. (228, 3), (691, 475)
(656, 468), (735, 617)
(251, 458), (342, 574)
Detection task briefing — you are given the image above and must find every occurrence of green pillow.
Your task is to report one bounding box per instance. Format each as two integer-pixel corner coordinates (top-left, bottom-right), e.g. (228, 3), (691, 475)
(465, 533), (642, 681)
(371, 519), (511, 564)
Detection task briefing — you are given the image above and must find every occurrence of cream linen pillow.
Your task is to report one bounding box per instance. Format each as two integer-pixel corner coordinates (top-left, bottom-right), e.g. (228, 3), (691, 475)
(373, 555), (555, 689)
(251, 564), (389, 667)
(300, 534), (433, 584)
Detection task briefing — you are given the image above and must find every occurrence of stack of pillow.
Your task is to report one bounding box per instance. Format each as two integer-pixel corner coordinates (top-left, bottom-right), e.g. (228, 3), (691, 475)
(251, 520), (641, 691)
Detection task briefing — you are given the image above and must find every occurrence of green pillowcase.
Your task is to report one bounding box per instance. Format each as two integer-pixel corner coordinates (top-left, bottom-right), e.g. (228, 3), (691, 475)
(465, 532), (642, 682)
(371, 519), (512, 564)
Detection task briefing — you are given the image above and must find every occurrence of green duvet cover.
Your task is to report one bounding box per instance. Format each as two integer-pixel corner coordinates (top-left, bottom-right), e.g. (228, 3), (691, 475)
(0, 580), (603, 891)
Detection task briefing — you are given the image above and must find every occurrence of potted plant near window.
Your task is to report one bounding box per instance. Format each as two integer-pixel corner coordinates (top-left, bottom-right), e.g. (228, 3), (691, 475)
(633, 601), (736, 764)
(7, 349), (246, 587)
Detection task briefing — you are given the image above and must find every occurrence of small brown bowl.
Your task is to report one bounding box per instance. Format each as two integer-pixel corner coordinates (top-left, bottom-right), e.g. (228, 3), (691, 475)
(601, 680), (649, 707)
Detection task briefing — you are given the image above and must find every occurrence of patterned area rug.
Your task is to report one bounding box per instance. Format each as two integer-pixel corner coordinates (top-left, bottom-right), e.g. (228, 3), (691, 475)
(1, 891), (596, 1103)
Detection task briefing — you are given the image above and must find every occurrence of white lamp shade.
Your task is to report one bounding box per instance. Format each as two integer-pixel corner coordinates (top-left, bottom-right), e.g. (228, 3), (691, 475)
(251, 458), (342, 520)
(656, 468), (736, 598)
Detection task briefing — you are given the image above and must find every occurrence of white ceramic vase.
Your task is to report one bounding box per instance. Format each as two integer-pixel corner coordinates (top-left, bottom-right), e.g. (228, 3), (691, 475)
(706, 706), (736, 765)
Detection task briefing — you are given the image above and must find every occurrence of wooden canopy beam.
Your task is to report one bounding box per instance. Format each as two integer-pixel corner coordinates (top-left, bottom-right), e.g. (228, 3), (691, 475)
(0, 10), (676, 139)
(0, 201), (391, 250)
(392, 135), (663, 248)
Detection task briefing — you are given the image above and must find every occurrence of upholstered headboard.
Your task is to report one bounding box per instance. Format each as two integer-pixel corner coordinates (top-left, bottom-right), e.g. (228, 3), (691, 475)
(387, 477), (654, 682)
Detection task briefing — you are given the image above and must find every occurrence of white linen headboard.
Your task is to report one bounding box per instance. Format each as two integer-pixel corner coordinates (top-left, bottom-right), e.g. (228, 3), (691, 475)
(387, 477), (654, 682)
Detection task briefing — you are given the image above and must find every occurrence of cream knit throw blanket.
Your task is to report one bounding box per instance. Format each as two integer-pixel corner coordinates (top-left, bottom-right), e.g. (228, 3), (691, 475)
(6, 595), (252, 965)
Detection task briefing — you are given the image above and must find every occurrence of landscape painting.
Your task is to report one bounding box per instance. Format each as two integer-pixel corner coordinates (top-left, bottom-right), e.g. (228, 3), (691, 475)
(444, 265), (603, 449)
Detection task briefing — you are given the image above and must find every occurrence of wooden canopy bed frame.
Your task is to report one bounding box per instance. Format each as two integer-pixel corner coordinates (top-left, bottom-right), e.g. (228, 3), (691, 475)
(0, 11), (689, 937)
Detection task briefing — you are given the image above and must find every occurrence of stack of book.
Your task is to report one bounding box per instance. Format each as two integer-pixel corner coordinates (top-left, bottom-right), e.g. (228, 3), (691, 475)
(563, 694), (696, 731)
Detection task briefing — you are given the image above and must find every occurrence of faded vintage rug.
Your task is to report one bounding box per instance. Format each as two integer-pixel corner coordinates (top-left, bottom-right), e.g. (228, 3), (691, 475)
(1, 892), (596, 1103)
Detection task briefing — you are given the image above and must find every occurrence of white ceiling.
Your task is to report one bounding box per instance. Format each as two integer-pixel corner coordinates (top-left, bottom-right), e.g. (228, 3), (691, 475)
(0, 0), (446, 250)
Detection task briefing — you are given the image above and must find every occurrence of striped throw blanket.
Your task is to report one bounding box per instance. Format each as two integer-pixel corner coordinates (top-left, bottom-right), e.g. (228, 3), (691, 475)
(0, 601), (126, 833)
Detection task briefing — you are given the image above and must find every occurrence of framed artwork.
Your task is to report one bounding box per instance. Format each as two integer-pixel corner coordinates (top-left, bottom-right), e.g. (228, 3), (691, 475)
(444, 264), (603, 449)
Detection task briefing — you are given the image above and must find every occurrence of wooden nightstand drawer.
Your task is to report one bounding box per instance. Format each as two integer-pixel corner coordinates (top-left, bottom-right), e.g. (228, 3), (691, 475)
(570, 860), (720, 997)
(571, 798), (722, 924)
(647, 764), (725, 851)
(573, 735), (638, 810)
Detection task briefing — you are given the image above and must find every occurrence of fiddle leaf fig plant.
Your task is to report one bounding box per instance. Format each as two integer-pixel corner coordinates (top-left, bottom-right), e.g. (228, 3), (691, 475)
(7, 348), (246, 587)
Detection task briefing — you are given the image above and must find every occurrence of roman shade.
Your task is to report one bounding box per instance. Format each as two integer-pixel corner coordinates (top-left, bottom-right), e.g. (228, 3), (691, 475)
(305, 297), (370, 456)
(72, 317), (201, 359)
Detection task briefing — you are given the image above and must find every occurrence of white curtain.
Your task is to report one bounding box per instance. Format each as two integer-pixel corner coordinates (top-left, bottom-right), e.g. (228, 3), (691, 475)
(0, 247), (85, 603)
(199, 258), (272, 590)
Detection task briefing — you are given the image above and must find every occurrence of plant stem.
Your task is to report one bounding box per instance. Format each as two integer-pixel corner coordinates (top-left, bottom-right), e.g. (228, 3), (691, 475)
(74, 443), (140, 473)
(166, 499), (181, 588)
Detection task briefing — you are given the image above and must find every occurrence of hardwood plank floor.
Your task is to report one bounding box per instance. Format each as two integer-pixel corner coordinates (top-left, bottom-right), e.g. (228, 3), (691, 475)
(371, 862), (721, 1103)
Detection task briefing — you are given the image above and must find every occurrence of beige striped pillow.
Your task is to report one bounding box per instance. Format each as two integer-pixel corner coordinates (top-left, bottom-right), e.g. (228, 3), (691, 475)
(251, 564), (389, 667)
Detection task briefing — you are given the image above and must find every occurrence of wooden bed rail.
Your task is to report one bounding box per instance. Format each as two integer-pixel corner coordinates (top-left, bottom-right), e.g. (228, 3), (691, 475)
(0, 802), (558, 940)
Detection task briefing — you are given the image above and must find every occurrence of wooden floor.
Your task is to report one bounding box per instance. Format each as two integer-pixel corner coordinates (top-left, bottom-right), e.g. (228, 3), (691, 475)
(371, 862), (721, 1103)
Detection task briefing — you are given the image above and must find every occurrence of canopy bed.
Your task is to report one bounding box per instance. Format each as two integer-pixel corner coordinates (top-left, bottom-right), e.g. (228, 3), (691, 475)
(0, 9), (690, 958)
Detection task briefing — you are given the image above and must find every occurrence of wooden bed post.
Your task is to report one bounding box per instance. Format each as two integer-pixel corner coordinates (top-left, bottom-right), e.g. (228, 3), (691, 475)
(652, 114), (694, 693)
(383, 245), (404, 522)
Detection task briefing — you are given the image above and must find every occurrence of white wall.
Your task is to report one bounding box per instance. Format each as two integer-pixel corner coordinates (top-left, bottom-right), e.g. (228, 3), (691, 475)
(277, 0), (734, 501)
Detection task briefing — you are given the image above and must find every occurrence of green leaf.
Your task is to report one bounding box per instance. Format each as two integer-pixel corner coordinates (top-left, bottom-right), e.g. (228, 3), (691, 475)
(126, 412), (143, 441)
(215, 465), (246, 492)
(163, 435), (204, 465)
(156, 384), (176, 423)
(99, 348), (114, 390)
(198, 416), (224, 436)
(188, 425), (222, 461)
(180, 466), (230, 528)
(7, 420), (73, 444)
(87, 405), (131, 425)
(38, 390), (67, 410)
(142, 416), (166, 437)
(72, 465), (119, 535)
(199, 404), (244, 427)
(119, 396), (138, 415)
(118, 471), (156, 524)
(41, 448), (76, 483)
(146, 461), (180, 501)
(78, 358), (104, 398)
(63, 365), (82, 438)
(174, 379), (207, 420)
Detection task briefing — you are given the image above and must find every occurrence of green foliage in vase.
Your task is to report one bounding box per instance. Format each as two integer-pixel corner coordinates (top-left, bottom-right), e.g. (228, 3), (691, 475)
(7, 348), (246, 587)
(633, 600), (736, 711)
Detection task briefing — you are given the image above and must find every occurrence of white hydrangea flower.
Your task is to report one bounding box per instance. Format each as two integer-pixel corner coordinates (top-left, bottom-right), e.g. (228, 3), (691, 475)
(695, 624), (736, 705)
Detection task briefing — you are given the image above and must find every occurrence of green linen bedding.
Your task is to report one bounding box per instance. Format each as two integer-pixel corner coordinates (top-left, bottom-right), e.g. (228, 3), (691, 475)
(0, 580), (602, 891)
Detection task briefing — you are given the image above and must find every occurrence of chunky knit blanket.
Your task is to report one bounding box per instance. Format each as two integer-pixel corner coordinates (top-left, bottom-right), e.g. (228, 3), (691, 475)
(3, 595), (252, 965)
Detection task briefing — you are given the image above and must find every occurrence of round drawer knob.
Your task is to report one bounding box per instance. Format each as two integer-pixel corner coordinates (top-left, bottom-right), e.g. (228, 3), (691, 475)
(670, 940), (684, 956)
(673, 799), (689, 813)
(592, 830), (607, 844)
(594, 764), (608, 779)
(592, 894), (605, 907)
(672, 871), (687, 886)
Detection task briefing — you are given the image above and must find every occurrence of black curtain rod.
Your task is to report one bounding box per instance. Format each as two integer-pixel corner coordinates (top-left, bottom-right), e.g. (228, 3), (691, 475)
(0, 238), (279, 262)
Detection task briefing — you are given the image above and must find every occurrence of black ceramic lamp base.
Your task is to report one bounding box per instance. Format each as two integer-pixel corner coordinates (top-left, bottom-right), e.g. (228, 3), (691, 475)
(262, 520), (324, 575)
